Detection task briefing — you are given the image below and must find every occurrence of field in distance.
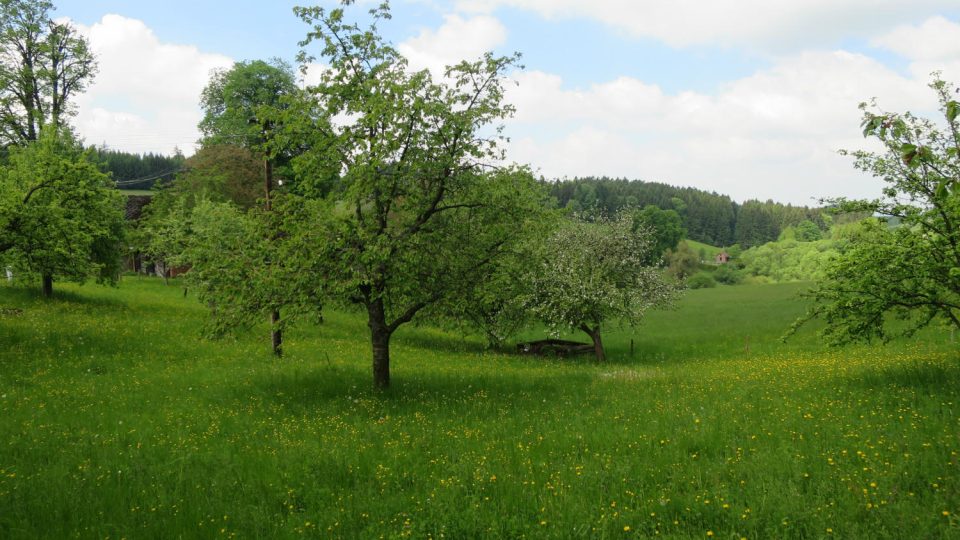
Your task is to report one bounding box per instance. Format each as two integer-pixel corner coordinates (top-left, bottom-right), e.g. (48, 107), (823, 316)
(0, 279), (957, 538)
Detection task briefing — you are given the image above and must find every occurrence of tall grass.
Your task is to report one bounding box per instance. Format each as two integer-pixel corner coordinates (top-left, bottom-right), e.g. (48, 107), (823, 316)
(0, 278), (957, 538)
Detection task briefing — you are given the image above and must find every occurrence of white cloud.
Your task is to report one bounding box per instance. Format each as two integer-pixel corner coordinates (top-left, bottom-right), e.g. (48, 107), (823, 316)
(872, 16), (960, 61)
(871, 16), (960, 82)
(71, 14), (233, 155)
(61, 8), (960, 206)
(398, 14), (507, 75)
(458, 0), (958, 51)
(299, 63), (327, 88)
(502, 49), (936, 204)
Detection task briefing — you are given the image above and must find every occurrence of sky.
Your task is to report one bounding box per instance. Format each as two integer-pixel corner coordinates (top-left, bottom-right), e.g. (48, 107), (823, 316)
(52, 0), (960, 205)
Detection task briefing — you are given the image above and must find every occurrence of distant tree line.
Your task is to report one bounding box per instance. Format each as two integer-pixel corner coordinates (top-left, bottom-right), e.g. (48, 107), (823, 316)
(548, 177), (830, 248)
(89, 148), (185, 189)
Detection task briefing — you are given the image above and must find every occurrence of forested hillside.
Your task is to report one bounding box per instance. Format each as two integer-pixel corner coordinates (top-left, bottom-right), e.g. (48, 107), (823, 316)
(549, 177), (829, 247)
(90, 148), (185, 190)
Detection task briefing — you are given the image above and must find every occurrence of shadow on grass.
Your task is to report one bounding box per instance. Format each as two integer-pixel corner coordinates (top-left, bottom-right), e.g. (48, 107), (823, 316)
(246, 363), (596, 418)
(0, 284), (128, 310)
(848, 359), (960, 394)
(392, 328), (489, 356)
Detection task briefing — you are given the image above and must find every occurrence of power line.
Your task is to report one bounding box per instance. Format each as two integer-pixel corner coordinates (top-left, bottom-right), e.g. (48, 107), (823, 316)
(113, 167), (184, 187)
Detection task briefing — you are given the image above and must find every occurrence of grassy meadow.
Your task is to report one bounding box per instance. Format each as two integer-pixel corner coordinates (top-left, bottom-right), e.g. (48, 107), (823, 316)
(1, 278), (958, 538)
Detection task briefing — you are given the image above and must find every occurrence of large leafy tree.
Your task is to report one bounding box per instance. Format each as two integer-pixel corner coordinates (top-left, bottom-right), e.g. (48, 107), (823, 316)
(795, 77), (960, 343)
(281, 1), (545, 388)
(168, 144), (264, 210)
(633, 204), (684, 264)
(0, 130), (124, 296)
(199, 59), (298, 149)
(0, 0), (96, 146)
(523, 213), (681, 361)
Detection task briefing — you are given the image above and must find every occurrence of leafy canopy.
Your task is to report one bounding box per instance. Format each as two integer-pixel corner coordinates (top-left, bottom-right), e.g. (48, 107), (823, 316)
(795, 76), (960, 343)
(0, 130), (124, 290)
(279, 1), (545, 387)
(0, 0), (97, 145)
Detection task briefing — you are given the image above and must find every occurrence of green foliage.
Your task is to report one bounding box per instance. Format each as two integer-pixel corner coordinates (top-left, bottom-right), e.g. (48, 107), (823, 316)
(797, 77), (960, 344)
(686, 272), (716, 289)
(0, 0), (97, 145)
(173, 144), (264, 210)
(0, 131), (124, 293)
(263, 2), (549, 388)
(179, 199), (321, 338)
(199, 58), (298, 153)
(740, 237), (840, 283)
(734, 200), (780, 248)
(436, 211), (560, 349)
(632, 204), (685, 263)
(665, 240), (700, 279)
(522, 213), (681, 360)
(129, 188), (191, 278)
(712, 264), (744, 285)
(549, 178), (827, 248)
(550, 177), (739, 245)
(793, 219), (824, 242)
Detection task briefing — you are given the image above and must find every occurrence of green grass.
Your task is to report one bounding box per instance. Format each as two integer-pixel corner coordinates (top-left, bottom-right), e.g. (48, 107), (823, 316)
(117, 189), (154, 196)
(684, 239), (725, 260)
(1, 279), (958, 538)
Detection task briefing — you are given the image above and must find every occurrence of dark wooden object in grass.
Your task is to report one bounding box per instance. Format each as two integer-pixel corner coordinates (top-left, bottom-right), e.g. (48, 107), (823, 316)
(516, 339), (594, 357)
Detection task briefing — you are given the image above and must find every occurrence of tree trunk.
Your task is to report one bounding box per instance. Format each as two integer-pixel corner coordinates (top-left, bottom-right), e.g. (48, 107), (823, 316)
(270, 310), (283, 358)
(264, 158), (273, 211)
(367, 298), (392, 390)
(581, 324), (606, 362)
(41, 273), (53, 298)
(264, 158), (282, 357)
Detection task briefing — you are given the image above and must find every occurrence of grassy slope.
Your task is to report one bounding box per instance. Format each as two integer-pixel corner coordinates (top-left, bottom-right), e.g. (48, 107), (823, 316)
(684, 239), (725, 260)
(0, 279), (958, 538)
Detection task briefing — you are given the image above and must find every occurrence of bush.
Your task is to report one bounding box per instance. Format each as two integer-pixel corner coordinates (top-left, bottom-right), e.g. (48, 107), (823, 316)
(687, 272), (717, 289)
(665, 241), (699, 279)
(713, 264), (744, 285)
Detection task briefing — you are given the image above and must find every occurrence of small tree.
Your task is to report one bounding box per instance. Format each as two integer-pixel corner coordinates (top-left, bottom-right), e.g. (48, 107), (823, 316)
(179, 199), (319, 341)
(523, 213), (681, 361)
(131, 144), (265, 281)
(794, 76), (960, 343)
(133, 189), (192, 284)
(0, 130), (124, 296)
(665, 241), (700, 279)
(198, 59), (300, 356)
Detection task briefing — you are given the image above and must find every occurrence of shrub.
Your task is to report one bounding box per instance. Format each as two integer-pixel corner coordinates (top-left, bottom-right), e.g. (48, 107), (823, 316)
(713, 264), (744, 285)
(686, 272), (717, 289)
